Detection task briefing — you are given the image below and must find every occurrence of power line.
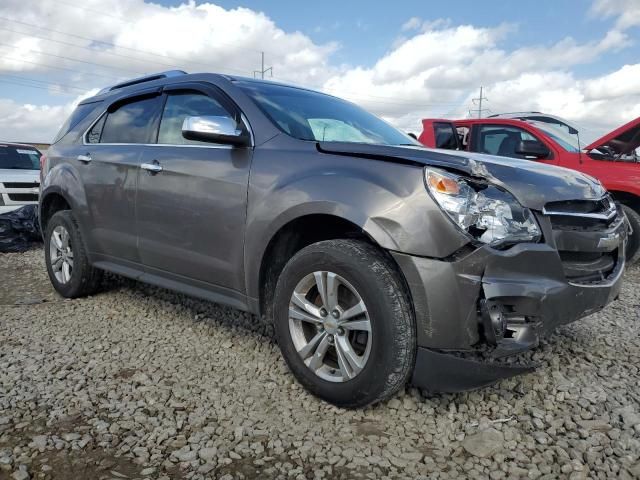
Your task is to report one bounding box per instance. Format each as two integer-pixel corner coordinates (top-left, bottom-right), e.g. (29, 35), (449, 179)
(0, 17), (252, 75)
(0, 54), (120, 80)
(0, 41), (143, 76)
(0, 74), (89, 93)
(48, 1), (270, 56)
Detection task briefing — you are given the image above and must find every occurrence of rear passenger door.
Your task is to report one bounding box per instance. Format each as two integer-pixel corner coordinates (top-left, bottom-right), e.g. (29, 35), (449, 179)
(81, 91), (162, 266)
(136, 83), (252, 293)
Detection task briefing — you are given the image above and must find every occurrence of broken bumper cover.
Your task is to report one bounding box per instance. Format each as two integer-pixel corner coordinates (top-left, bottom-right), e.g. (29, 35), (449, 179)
(392, 230), (625, 393)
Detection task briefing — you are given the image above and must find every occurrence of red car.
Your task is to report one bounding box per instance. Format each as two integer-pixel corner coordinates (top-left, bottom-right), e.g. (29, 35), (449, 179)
(419, 116), (640, 262)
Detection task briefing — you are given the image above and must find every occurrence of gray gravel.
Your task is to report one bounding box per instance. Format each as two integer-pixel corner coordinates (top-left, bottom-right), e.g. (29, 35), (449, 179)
(1, 248), (640, 480)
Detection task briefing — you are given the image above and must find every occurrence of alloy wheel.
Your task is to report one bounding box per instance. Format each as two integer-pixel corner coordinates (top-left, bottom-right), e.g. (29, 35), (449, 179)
(49, 225), (74, 284)
(288, 271), (372, 382)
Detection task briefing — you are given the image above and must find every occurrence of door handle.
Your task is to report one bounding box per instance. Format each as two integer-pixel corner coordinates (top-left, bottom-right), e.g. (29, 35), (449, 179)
(77, 154), (91, 163)
(141, 161), (163, 173)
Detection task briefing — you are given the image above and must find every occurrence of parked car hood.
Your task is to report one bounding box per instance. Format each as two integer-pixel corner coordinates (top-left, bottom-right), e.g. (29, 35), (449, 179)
(584, 116), (640, 155)
(317, 142), (606, 211)
(0, 169), (40, 182)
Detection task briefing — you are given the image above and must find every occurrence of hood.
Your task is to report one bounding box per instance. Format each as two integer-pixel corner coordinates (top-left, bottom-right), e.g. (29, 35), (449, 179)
(584, 116), (640, 155)
(0, 169), (40, 182)
(317, 142), (606, 210)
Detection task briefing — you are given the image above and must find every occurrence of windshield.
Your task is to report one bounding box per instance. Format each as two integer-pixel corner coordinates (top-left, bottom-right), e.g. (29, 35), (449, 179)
(237, 81), (420, 146)
(527, 121), (580, 152)
(0, 146), (41, 170)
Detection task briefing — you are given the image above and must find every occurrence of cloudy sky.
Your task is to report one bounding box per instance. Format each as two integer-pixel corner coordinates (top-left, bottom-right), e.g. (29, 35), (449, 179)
(0, 0), (638, 143)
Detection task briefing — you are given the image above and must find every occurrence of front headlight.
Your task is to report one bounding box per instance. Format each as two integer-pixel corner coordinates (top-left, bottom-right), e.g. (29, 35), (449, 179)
(424, 168), (541, 246)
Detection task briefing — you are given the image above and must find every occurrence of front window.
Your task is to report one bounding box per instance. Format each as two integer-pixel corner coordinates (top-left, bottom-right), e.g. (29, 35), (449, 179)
(237, 81), (419, 146)
(527, 121), (580, 152)
(0, 146), (40, 170)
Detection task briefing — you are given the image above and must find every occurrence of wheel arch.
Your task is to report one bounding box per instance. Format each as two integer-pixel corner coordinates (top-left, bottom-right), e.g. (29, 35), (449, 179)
(39, 188), (74, 233)
(609, 190), (640, 212)
(251, 212), (412, 322)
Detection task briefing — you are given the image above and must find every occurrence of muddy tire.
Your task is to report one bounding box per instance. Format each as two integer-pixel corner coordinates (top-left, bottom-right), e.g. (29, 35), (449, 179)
(273, 239), (416, 408)
(44, 210), (103, 298)
(622, 205), (640, 264)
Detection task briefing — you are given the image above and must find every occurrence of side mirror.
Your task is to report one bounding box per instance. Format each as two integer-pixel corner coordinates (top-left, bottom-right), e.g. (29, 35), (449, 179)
(182, 116), (250, 146)
(515, 140), (550, 159)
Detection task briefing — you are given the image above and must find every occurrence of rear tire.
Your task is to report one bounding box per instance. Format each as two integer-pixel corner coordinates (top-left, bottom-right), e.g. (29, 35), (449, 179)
(622, 205), (640, 264)
(273, 239), (415, 408)
(44, 210), (102, 298)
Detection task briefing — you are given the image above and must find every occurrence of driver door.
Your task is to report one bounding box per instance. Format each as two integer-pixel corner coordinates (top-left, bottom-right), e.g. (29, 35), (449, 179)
(136, 83), (252, 293)
(472, 124), (557, 165)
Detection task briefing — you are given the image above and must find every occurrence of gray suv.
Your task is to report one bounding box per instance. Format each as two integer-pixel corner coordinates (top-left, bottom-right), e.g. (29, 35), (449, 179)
(40, 71), (627, 407)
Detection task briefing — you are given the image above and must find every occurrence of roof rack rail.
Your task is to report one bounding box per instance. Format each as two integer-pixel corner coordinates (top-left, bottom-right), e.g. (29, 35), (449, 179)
(97, 70), (187, 95)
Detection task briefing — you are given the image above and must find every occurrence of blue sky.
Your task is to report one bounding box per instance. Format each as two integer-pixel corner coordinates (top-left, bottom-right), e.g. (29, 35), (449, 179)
(191, 0), (635, 75)
(0, 0), (639, 141)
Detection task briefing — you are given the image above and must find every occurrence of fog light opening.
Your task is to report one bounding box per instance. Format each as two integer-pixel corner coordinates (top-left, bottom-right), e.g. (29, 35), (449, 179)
(480, 300), (508, 345)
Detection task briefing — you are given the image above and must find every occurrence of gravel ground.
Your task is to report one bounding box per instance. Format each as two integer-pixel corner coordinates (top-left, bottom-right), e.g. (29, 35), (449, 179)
(1, 248), (640, 480)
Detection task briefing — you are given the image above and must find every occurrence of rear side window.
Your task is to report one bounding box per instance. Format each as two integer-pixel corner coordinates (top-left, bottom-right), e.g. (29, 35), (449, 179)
(476, 125), (539, 158)
(0, 146), (41, 170)
(99, 96), (162, 144)
(158, 92), (232, 145)
(52, 102), (100, 144)
(434, 122), (459, 149)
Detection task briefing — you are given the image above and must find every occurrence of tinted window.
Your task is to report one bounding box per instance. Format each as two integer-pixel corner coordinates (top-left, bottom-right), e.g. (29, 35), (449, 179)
(477, 125), (539, 158)
(0, 146), (41, 170)
(86, 115), (106, 144)
(238, 81), (419, 146)
(434, 122), (458, 149)
(53, 102), (100, 144)
(158, 92), (232, 145)
(100, 96), (161, 144)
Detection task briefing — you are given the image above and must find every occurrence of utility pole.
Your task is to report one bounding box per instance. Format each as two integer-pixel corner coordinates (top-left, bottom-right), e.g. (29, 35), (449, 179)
(254, 51), (273, 79)
(469, 86), (490, 118)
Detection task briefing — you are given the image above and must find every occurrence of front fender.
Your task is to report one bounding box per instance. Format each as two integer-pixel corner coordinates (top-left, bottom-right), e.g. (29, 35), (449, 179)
(243, 150), (469, 301)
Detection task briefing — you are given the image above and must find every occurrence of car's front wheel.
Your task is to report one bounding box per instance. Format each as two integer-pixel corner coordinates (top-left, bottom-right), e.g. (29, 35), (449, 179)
(273, 239), (415, 408)
(44, 210), (102, 298)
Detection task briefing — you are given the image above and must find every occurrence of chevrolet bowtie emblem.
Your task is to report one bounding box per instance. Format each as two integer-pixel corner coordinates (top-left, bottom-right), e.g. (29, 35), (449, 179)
(597, 233), (620, 249)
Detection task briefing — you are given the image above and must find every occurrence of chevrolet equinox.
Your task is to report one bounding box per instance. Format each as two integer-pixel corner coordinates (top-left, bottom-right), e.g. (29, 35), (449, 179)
(40, 71), (627, 407)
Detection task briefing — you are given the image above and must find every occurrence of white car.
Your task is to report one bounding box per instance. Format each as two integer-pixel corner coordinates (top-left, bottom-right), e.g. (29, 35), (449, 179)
(0, 143), (41, 214)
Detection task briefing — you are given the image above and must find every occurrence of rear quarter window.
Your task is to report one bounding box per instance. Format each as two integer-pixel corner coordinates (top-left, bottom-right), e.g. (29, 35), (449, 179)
(52, 102), (101, 144)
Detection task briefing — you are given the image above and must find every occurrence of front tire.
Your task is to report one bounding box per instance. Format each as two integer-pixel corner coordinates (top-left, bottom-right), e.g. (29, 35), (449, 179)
(622, 205), (640, 264)
(273, 239), (415, 408)
(44, 210), (102, 298)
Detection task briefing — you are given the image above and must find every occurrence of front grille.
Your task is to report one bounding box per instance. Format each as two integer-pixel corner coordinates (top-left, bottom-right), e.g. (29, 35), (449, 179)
(7, 193), (38, 202)
(544, 196), (617, 231)
(544, 195), (622, 284)
(3, 182), (39, 189)
(545, 197), (613, 215)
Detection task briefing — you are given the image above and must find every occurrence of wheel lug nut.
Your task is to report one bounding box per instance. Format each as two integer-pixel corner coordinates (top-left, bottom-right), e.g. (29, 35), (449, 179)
(320, 308), (328, 317)
(328, 335), (334, 344)
(338, 327), (345, 335)
(331, 310), (340, 319)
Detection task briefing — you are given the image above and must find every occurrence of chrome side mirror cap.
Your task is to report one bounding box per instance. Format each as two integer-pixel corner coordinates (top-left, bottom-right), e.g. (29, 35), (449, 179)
(182, 116), (250, 146)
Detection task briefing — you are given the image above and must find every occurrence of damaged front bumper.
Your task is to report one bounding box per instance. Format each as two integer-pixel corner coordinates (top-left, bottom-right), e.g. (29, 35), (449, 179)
(392, 213), (626, 393)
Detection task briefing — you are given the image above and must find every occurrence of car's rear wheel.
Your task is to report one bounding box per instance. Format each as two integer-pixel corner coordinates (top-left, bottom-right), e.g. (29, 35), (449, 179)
(44, 210), (102, 298)
(622, 205), (640, 264)
(273, 239), (415, 408)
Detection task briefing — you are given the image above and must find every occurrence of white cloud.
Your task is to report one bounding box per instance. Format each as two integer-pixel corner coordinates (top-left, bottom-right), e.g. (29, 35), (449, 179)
(591, 0), (640, 29)
(0, 0), (639, 143)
